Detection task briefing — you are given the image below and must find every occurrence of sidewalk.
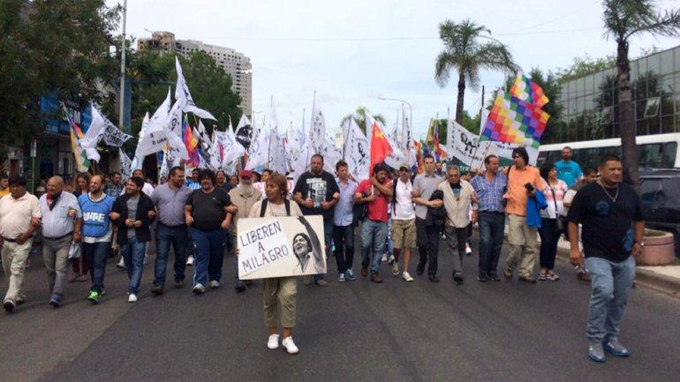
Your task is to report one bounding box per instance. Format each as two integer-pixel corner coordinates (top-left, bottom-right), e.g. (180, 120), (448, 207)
(493, 225), (680, 297)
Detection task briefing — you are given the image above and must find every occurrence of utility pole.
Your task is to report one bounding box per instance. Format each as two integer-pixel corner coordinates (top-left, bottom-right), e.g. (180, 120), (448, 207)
(118, 0), (128, 131)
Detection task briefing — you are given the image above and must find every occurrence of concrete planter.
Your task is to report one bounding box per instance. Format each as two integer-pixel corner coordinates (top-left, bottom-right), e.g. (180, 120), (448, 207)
(638, 230), (676, 266)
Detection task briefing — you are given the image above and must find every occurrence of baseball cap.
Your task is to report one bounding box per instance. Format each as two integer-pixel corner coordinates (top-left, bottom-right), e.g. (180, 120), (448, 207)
(240, 170), (253, 178)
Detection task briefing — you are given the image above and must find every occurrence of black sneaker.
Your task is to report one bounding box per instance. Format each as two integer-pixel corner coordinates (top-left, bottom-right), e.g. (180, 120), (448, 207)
(151, 285), (164, 296)
(235, 284), (246, 293)
(477, 274), (488, 282)
(428, 274), (440, 283)
(453, 272), (464, 284)
(416, 263), (425, 276)
(487, 273), (501, 282)
(4, 300), (15, 312)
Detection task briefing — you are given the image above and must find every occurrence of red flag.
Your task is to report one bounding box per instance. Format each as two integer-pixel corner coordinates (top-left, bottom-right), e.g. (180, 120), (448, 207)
(369, 120), (392, 173)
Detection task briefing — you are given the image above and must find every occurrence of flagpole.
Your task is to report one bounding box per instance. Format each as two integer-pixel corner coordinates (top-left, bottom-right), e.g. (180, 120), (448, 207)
(118, 0), (128, 131)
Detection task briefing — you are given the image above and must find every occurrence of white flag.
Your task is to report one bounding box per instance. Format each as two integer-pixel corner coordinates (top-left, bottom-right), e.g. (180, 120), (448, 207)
(101, 123), (133, 147)
(447, 119), (485, 167)
(321, 136), (341, 175)
(343, 118), (370, 181)
(245, 117), (269, 172)
(308, 95), (325, 155)
(131, 112), (150, 171)
(119, 148), (132, 178)
(234, 114), (254, 152)
(222, 128), (246, 172)
(175, 57), (216, 120)
(135, 92), (176, 158)
(79, 104), (110, 161)
(268, 128), (287, 174)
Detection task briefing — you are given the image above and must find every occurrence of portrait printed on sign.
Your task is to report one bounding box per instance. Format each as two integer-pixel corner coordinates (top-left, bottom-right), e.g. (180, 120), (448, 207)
(237, 215), (326, 280)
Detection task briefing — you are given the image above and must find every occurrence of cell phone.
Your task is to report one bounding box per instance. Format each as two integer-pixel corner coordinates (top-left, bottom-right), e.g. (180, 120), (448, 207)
(524, 183), (534, 192)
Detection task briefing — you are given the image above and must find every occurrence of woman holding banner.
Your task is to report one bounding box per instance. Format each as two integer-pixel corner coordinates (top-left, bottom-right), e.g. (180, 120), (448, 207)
(248, 173), (303, 355)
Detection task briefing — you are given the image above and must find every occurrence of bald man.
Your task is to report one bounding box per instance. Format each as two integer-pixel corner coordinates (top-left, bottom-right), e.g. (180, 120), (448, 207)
(39, 176), (82, 307)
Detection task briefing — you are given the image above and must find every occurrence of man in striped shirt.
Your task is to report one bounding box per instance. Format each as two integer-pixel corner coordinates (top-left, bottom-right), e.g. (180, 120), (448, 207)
(470, 155), (507, 282)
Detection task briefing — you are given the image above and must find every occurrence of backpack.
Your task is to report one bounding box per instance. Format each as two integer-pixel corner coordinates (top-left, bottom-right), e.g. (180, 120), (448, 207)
(260, 199), (291, 217)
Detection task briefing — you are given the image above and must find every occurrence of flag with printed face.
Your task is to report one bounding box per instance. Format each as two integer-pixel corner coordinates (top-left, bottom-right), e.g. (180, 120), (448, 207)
(175, 57), (216, 120)
(343, 118), (370, 180)
(309, 96), (325, 155)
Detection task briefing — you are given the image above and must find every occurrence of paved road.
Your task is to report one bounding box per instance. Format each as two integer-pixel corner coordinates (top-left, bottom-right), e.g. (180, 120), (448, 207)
(1, 235), (679, 382)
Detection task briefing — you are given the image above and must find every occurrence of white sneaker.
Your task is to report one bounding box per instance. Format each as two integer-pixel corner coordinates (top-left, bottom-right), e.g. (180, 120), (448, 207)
(381, 253), (388, 262)
(128, 293), (138, 303)
(267, 334), (280, 350)
(186, 256), (195, 266)
(391, 262), (400, 276)
(282, 336), (299, 354)
(465, 244), (472, 255)
(402, 272), (414, 282)
(117, 257), (125, 269)
(209, 280), (220, 289)
(192, 284), (205, 295)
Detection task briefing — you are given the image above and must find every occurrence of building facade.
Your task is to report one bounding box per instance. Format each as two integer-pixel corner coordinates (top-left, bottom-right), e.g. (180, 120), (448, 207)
(551, 45), (680, 145)
(137, 31), (252, 117)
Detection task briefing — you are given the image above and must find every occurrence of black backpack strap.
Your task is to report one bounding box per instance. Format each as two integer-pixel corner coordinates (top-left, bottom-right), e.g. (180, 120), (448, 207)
(259, 199), (268, 217)
(284, 199), (291, 216)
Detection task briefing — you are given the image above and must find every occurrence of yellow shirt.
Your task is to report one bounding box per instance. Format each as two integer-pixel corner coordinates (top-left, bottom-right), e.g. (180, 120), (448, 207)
(0, 188), (9, 198)
(0, 192), (42, 239)
(504, 165), (543, 217)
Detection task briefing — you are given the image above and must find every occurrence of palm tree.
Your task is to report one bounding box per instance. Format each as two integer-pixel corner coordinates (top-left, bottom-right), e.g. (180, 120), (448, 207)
(341, 106), (386, 134)
(435, 19), (515, 124)
(603, 0), (680, 187)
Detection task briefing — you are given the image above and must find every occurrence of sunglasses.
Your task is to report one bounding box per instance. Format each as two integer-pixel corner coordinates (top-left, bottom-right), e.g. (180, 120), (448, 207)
(399, 168), (409, 172)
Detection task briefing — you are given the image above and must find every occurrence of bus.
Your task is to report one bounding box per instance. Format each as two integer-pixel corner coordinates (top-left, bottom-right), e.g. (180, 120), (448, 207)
(538, 133), (680, 170)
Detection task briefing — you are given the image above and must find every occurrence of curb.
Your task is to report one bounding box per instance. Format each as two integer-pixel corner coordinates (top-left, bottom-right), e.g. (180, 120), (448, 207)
(492, 228), (680, 297)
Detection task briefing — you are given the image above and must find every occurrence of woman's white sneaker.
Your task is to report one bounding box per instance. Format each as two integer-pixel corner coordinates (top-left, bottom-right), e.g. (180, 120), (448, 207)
(281, 336), (299, 354)
(402, 272), (414, 282)
(128, 293), (138, 303)
(267, 334), (280, 350)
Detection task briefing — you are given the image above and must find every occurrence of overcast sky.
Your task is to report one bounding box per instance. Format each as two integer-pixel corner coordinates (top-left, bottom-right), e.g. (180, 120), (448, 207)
(111, 0), (679, 139)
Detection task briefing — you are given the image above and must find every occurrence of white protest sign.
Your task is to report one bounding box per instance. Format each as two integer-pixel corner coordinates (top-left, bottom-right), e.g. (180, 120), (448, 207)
(237, 215), (326, 280)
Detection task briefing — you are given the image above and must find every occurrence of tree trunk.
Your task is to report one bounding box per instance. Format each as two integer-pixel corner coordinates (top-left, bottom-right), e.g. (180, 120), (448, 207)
(455, 71), (466, 124)
(616, 38), (640, 191)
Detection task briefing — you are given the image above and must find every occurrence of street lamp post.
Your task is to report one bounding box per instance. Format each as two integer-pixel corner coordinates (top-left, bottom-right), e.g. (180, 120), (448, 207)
(377, 96), (413, 134)
(118, 0), (128, 131)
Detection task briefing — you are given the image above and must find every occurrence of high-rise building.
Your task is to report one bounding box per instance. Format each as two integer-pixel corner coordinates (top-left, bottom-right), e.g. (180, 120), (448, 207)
(137, 31), (252, 117)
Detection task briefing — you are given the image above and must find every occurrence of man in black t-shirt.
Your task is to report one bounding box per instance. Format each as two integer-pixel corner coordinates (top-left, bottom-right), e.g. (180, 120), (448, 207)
(567, 155), (644, 364)
(185, 169), (236, 294)
(293, 154), (340, 286)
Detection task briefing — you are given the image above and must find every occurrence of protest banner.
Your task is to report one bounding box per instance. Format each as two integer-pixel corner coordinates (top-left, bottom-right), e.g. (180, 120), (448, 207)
(237, 215), (326, 280)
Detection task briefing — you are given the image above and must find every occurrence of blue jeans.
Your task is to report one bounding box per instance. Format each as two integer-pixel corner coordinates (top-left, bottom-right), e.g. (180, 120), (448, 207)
(82, 242), (110, 293)
(191, 228), (227, 287)
(121, 237), (147, 294)
(585, 256), (635, 343)
(333, 224), (354, 273)
(478, 212), (505, 276)
(361, 220), (388, 275)
(154, 224), (188, 286)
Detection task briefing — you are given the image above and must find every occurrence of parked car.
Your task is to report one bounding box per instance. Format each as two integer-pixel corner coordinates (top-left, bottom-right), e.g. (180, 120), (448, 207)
(639, 169), (680, 257)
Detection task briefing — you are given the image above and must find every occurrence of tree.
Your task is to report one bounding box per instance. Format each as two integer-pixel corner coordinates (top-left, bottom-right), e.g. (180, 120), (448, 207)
(341, 106), (386, 135)
(125, 50), (242, 138)
(0, 0), (121, 152)
(602, 0), (680, 187)
(434, 19), (515, 124)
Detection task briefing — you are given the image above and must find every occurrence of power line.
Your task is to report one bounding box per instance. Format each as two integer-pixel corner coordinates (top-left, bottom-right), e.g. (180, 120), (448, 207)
(141, 27), (605, 43)
(501, 1), (600, 34)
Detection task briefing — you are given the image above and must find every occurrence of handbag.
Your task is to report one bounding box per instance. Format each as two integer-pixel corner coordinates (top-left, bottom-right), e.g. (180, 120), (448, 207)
(68, 241), (81, 260)
(548, 185), (564, 233)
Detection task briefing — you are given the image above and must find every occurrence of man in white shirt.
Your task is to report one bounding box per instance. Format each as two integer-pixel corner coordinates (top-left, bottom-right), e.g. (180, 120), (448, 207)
(1, 175), (42, 313)
(391, 164), (417, 282)
(39, 176), (82, 307)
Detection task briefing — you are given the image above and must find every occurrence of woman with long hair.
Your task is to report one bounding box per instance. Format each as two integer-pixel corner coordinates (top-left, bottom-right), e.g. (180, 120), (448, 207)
(247, 173), (303, 355)
(538, 163), (568, 281)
